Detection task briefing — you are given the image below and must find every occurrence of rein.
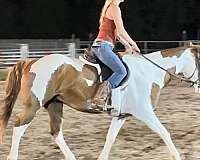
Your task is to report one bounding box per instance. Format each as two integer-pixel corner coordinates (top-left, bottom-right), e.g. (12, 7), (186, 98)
(84, 46), (200, 86)
(140, 53), (199, 86)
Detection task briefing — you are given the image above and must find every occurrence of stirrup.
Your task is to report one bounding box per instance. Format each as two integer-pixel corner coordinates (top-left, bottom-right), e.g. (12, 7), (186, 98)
(92, 96), (113, 112)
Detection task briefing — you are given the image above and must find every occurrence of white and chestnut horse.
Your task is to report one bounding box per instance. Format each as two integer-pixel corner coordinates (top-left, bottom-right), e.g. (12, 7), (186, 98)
(0, 44), (200, 160)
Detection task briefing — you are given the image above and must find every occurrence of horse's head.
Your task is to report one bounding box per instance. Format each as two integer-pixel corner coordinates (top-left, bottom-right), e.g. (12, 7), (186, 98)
(175, 43), (200, 92)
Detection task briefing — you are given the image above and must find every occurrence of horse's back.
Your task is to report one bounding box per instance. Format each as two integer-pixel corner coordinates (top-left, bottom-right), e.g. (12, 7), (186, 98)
(28, 54), (98, 108)
(30, 54), (73, 72)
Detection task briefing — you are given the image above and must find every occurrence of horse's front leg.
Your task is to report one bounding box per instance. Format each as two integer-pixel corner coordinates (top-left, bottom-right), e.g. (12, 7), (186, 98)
(46, 101), (76, 160)
(97, 117), (126, 160)
(134, 106), (181, 160)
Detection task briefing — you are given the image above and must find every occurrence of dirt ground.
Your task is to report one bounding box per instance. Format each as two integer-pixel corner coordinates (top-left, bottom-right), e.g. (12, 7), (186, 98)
(0, 79), (200, 160)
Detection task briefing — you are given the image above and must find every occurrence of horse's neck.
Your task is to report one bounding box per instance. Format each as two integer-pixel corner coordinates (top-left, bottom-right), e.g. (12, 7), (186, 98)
(122, 47), (188, 88)
(145, 47), (187, 70)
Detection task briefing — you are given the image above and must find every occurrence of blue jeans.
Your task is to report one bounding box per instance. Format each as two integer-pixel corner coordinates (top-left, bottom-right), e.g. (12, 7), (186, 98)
(92, 42), (127, 88)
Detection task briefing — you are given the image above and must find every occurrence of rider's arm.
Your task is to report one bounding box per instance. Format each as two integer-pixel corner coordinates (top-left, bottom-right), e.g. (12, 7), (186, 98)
(114, 29), (131, 49)
(111, 5), (140, 52)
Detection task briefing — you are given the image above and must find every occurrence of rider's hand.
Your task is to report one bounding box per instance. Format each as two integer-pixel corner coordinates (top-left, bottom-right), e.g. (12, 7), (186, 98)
(125, 46), (133, 54)
(125, 46), (140, 55)
(131, 41), (140, 53)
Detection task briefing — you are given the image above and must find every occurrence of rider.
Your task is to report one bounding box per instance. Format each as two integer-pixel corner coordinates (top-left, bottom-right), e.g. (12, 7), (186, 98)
(91, 0), (140, 109)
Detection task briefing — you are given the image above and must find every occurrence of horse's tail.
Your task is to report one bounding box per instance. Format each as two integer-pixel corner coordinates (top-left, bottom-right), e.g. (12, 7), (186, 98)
(0, 60), (26, 143)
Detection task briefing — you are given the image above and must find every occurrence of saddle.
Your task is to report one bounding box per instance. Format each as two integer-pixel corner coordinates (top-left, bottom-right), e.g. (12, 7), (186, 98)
(82, 48), (129, 84)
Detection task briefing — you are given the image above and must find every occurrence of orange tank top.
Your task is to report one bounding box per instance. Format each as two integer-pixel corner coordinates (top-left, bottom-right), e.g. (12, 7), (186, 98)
(96, 17), (116, 44)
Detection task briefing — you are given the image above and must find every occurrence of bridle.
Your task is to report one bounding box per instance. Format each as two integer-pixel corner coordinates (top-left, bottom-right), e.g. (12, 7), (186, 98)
(140, 48), (200, 87)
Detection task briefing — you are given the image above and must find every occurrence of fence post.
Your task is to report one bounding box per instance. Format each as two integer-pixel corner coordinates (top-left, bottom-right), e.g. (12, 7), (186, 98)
(182, 30), (187, 46)
(68, 43), (76, 58)
(197, 29), (200, 40)
(144, 41), (148, 54)
(20, 44), (29, 59)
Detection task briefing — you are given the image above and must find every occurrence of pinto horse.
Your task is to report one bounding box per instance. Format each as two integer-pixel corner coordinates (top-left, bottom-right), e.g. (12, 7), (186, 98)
(0, 44), (200, 160)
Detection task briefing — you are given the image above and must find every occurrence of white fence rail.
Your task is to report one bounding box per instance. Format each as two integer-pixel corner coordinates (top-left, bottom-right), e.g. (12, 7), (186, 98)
(0, 40), (200, 69)
(0, 43), (76, 69)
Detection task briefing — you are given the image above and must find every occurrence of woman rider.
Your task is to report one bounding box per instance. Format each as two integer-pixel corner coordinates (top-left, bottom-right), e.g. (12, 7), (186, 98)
(91, 0), (140, 110)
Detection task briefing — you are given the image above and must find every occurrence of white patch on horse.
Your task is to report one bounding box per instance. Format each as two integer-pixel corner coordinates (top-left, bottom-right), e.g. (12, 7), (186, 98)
(176, 48), (196, 76)
(121, 53), (179, 114)
(84, 78), (94, 86)
(30, 54), (84, 106)
(118, 49), (196, 118)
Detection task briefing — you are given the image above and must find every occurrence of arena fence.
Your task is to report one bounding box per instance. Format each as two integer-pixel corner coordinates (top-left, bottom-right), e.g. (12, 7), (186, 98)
(0, 39), (199, 69)
(0, 43), (75, 69)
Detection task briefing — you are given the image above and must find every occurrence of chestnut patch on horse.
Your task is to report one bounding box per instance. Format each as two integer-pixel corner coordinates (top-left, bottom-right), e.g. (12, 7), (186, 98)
(15, 59), (40, 127)
(18, 59), (38, 103)
(161, 47), (186, 57)
(43, 64), (98, 112)
(150, 82), (160, 108)
(163, 73), (171, 87)
(15, 92), (40, 127)
(163, 67), (176, 87)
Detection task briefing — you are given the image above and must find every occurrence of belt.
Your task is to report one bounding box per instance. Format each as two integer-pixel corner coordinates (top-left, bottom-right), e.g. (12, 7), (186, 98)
(92, 39), (114, 48)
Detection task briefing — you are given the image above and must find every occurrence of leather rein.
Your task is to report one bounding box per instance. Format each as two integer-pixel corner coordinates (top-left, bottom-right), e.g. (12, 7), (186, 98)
(140, 53), (200, 87)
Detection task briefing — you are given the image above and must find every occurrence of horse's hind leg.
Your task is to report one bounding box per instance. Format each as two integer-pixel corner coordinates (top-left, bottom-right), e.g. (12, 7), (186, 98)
(98, 117), (126, 160)
(7, 94), (40, 160)
(46, 101), (76, 160)
(7, 123), (30, 160)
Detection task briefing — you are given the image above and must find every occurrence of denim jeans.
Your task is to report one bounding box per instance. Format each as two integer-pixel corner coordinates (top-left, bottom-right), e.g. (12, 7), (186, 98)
(92, 41), (127, 88)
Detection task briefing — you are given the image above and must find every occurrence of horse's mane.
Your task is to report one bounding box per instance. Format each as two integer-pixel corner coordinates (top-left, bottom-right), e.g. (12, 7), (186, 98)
(160, 46), (187, 57)
(135, 47), (188, 60)
(159, 45), (200, 58)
